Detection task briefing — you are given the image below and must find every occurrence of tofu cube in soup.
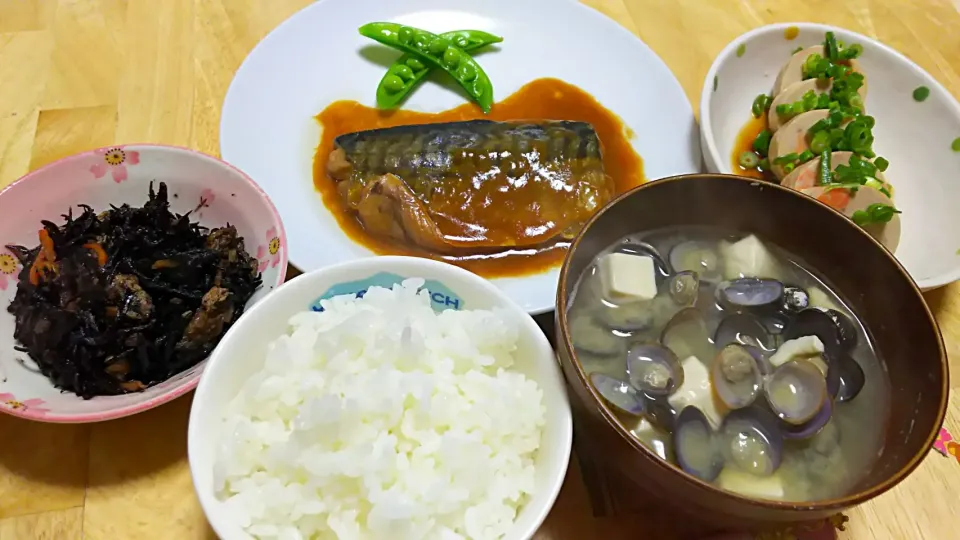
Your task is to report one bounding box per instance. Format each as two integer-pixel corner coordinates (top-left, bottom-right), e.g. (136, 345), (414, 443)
(718, 467), (787, 499)
(667, 355), (724, 429)
(598, 252), (658, 303)
(720, 235), (781, 280)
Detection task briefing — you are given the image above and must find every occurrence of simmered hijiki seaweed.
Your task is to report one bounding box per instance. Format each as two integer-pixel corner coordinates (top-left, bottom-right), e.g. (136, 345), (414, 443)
(5, 182), (261, 399)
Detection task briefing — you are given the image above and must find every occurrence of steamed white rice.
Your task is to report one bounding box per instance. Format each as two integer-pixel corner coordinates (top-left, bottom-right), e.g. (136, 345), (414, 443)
(214, 278), (546, 540)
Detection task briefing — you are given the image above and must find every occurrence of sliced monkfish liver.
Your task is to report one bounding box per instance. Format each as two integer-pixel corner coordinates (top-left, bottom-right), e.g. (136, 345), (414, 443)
(781, 151), (854, 191)
(782, 152), (891, 193)
(768, 110), (830, 180)
(768, 79), (867, 133)
(800, 183), (900, 253)
(773, 45), (867, 98)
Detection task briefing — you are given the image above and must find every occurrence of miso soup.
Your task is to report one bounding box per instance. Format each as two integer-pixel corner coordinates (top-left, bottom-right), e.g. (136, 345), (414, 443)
(568, 226), (890, 502)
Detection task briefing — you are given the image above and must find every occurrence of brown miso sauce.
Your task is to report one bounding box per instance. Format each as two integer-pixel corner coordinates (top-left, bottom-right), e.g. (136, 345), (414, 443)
(313, 77), (645, 278)
(731, 114), (777, 182)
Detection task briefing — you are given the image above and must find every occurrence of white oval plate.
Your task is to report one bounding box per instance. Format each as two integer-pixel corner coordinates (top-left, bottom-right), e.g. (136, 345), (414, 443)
(700, 23), (960, 290)
(220, 0), (699, 314)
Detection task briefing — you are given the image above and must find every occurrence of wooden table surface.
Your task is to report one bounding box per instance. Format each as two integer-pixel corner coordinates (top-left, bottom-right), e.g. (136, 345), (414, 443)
(2, 0), (959, 538)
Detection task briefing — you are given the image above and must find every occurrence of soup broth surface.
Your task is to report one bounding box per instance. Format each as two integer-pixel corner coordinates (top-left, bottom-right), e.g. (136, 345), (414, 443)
(568, 226), (890, 502)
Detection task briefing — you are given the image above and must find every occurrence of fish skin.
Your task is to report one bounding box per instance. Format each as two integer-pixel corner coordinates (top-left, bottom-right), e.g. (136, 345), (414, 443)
(332, 119), (602, 181)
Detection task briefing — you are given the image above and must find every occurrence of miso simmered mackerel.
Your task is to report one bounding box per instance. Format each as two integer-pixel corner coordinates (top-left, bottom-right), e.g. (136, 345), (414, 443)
(328, 120), (609, 252)
(568, 227), (888, 501)
(735, 32), (901, 253)
(5, 183), (261, 399)
(314, 78), (645, 277)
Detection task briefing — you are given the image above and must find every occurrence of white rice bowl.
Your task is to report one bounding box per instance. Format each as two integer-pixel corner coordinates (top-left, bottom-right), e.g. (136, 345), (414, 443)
(211, 279), (548, 540)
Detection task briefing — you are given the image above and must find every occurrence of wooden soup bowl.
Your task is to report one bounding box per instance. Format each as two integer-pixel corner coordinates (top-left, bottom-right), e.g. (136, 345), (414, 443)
(555, 174), (948, 528)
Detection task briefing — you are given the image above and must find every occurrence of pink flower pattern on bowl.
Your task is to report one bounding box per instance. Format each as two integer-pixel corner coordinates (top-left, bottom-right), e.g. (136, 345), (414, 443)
(0, 252), (19, 291)
(90, 146), (140, 183)
(256, 226), (284, 272)
(199, 188), (216, 207)
(0, 392), (50, 415)
(935, 426), (954, 456)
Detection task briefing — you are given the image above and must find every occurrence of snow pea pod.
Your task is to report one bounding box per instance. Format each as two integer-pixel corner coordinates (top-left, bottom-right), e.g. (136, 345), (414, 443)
(375, 30), (502, 109)
(360, 22), (497, 113)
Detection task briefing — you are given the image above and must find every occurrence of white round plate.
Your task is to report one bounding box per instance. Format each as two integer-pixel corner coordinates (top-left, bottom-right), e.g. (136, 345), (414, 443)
(220, 0), (699, 314)
(700, 23), (960, 290)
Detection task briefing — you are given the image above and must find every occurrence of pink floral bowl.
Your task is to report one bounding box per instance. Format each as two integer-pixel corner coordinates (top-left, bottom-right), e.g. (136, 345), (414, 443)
(0, 144), (287, 423)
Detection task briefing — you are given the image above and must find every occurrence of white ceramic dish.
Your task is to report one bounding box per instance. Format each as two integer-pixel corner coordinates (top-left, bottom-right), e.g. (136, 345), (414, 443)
(700, 23), (960, 290)
(188, 256), (573, 540)
(220, 0), (700, 315)
(0, 145), (286, 423)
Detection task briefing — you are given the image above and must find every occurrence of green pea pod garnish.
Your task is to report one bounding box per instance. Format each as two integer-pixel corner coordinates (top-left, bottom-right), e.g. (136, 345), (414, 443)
(360, 23), (497, 113)
(374, 29), (503, 110)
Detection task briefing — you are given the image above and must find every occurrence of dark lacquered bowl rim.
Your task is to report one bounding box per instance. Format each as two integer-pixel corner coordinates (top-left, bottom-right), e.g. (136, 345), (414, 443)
(555, 173), (950, 512)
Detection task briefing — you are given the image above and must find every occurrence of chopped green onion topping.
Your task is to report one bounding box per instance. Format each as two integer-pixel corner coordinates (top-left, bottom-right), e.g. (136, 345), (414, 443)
(800, 48), (865, 114)
(808, 118), (831, 135)
(864, 178), (891, 198)
(913, 86), (930, 102)
(809, 130), (831, 154)
(822, 182), (864, 193)
(739, 151), (760, 169)
(773, 152), (799, 165)
(829, 127), (845, 148)
(737, 43), (747, 57)
(753, 129), (773, 157)
(750, 32), (886, 186)
(952, 137), (960, 152)
(825, 32), (840, 61)
(842, 43), (863, 60)
(849, 94), (864, 111)
(851, 203), (900, 227)
(832, 154), (878, 186)
(843, 118), (875, 155)
(778, 90), (836, 121)
(792, 45), (804, 54)
(802, 54), (830, 80)
(822, 32), (862, 62)
(818, 150), (832, 186)
(752, 94), (773, 118)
